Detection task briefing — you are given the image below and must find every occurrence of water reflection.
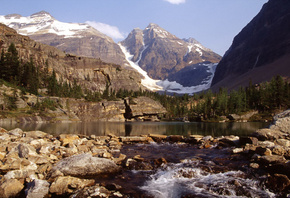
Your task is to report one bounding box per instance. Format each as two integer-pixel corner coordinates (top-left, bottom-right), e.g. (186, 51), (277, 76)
(0, 121), (269, 137)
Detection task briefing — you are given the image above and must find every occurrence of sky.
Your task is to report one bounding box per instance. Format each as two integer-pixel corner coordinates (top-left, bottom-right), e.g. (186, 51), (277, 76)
(0, 0), (268, 56)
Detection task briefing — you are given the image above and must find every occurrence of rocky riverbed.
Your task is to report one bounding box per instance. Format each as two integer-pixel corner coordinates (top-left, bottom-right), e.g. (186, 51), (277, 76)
(0, 110), (289, 197)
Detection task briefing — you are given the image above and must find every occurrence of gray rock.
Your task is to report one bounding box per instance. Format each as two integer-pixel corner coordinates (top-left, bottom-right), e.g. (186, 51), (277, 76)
(275, 139), (290, 147)
(270, 109), (290, 133)
(8, 128), (23, 137)
(25, 179), (50, 198)
(251, 128), (285, 141)
(50, 153), (120, 178)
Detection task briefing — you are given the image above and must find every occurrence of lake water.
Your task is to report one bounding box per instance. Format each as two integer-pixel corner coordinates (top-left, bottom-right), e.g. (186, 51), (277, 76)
(0, 121), (269, 137)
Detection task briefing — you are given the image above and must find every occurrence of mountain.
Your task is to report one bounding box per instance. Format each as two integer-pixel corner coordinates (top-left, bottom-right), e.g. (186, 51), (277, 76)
(211, 0), (290, 90)
(0, 23), (142, 92)
(0, 11), (222, 94)
(120, 23), (221, 82)
(0, 11), (128, 67)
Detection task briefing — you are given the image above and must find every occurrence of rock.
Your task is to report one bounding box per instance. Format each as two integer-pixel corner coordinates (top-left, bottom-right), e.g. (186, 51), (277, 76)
(228, 114), (241, 121)
(267, 174), (290, 192)
(25, 131), (50, 139)
(258, 141), (275, 148)
(232, 148), (244, 154)
(239, 136), (259, 146)
(251, 128), (285, 141)
(270, 109), (290, 133)
(4, 169), (36, 180)
(58, 134), (79, 146)
(154, 157), (167, 167)
(25, 179), (50, 198)
(167, 135), (184, 142)
(50, 153), (120, 178)
(8, 128), (23, 137)
(271, 145), (286, 156)
(125, 97), (167, 121)
(250, 163), (260, 169)
(149, 134), (167, 142)
(72, 185), (112, 198)
(120, 136), (149, 143)
(0, 127), (8, 133)
(275, 139), (290, 147)
(259, 155), (286, 165)
(218, 136), (239, 147)
(0, 179), (24, 198)
(49, 176), (95, 195)
(255, 147), (272, 156)
(202, 136), (213, 142)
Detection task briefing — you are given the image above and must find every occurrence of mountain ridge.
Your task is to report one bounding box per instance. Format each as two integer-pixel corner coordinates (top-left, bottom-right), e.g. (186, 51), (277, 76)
(0, 11), (222, 94)
(211, 0), (290, 90)
(121, 23), (221, 81)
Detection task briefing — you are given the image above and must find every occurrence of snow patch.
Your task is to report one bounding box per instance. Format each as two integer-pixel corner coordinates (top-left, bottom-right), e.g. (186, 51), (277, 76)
(119, 41), (217, 95)
(118, 44), (163, 92)
(0, 14), (90, 38)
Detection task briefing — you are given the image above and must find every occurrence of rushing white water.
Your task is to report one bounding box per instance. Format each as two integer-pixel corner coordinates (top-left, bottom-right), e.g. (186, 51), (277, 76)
(141, 160), (275, 198)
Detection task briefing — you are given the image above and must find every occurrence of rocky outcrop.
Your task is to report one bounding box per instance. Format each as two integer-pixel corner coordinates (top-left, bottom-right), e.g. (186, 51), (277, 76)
(124, 96), (167, 121)
(0, 85), (167, 122)
(0, 23), (142, 93)
(211, 0), (290, 91)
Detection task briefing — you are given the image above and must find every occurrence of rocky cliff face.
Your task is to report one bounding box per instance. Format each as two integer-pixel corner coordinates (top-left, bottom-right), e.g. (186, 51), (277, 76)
(121, 23), (221, 81)
(0, 23), (142, 92)
(0, 83), (166, 122)
(211, 0), (290, 90)
(0, 11), (128, 67)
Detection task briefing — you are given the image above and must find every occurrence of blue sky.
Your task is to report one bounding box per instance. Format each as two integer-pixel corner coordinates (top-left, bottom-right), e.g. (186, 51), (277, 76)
(0, 0), (268, 55)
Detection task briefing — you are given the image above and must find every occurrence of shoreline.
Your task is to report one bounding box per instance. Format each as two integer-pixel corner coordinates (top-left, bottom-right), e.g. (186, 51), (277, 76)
(0, 110), (289, 197)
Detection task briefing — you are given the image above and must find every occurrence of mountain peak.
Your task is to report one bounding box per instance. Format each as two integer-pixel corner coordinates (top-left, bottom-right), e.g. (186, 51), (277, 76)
(30, 11), (54, 21)
(146, 23), (160, 29)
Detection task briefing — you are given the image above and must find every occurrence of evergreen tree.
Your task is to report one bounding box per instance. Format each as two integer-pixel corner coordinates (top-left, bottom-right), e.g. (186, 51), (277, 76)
(47, 70), (59, 96)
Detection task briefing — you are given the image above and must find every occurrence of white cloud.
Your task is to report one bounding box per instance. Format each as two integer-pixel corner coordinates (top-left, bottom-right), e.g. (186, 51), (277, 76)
(86, 21), (125, 40)
(164, 0), (186, 5)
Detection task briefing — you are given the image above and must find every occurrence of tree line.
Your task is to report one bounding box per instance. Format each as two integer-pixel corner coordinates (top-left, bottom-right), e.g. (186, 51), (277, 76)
(1, 43), (289, 121)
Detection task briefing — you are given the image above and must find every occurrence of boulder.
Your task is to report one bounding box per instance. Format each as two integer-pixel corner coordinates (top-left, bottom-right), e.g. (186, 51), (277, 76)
(259, 155), (286, 165)
(251, 128), (285, 141)
(49, 176), (95, 195)
(8, 128), (23, 137)
(50, 153), (120, 178)
(270, 109), (290, 133)
(120, 136), (150, 143)
(275, 139), (290, 147)
(25, 179), (50, 198)
(25, 131), (50, 139)
(149, 134), (167, 142)
(0, 179), (24, 198)
(267, 174), (290, 192)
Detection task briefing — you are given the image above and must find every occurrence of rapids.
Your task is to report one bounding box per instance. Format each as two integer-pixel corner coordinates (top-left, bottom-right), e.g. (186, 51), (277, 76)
(120, 143), (276, 198)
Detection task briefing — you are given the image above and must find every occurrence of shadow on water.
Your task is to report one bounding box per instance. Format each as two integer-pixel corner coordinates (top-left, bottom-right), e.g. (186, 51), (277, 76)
(0, 121), (269, 137)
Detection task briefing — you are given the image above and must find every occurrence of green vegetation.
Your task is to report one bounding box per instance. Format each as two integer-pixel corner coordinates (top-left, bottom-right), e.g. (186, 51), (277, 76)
(0, 43), (289, 122)
(149, 76), (290, 121)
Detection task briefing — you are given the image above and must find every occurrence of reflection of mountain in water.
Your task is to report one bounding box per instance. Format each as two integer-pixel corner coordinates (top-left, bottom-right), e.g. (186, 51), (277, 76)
(0, 121), (269, 137)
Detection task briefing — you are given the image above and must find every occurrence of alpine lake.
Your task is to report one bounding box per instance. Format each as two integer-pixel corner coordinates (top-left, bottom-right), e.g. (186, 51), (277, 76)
(0, 121), (269, 137)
